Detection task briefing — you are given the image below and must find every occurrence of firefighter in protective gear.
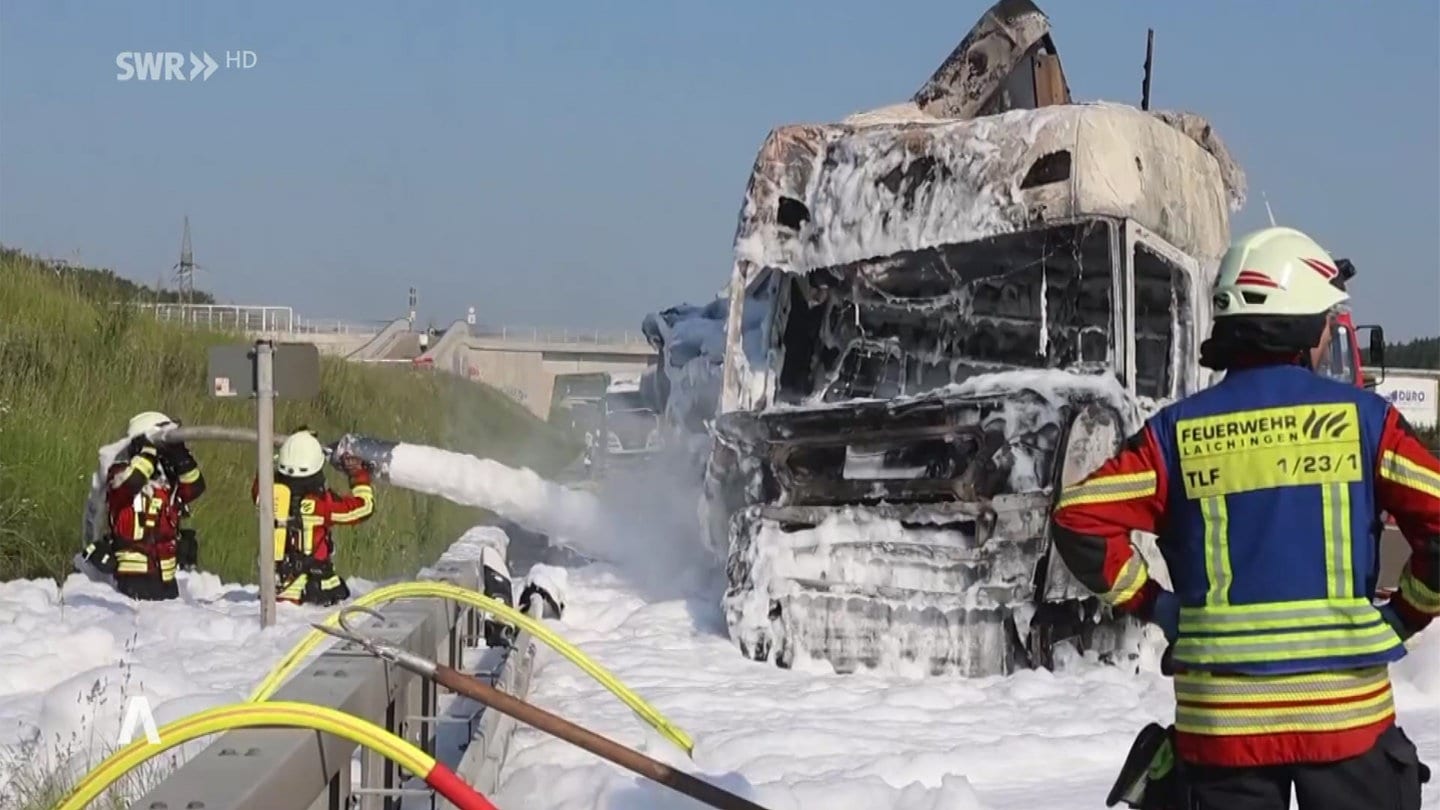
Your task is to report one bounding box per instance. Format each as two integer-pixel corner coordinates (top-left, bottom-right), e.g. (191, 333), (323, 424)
(252, 429), (374, 606)
(84, 411), (207, 601)
(1053, 226), (1436, 810)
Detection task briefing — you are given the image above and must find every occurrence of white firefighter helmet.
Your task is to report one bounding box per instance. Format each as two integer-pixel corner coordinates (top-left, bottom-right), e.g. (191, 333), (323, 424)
(276, 430), (326, 478)
(1212, 226), (1349, 318)
(127, 411), (176, 440)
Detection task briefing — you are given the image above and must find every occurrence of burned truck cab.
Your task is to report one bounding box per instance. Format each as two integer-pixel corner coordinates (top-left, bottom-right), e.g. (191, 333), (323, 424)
(705, 11), (1241, 676)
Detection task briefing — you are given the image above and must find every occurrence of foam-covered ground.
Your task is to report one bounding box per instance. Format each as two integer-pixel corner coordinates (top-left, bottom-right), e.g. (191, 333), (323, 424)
(5, 431), (1437, 809)
(494, 562), (1440, 809)
(0, 571), (378, 801)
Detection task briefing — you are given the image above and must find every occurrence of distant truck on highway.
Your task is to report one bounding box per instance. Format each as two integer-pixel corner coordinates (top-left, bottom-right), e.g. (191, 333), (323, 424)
(548, 371), (661, 477)
(600, 372), (662, 458)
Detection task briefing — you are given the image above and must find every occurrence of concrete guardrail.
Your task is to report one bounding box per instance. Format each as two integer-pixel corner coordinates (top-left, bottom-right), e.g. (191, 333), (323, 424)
(438, 600), (543, 808)
(129, 537), (541, 809)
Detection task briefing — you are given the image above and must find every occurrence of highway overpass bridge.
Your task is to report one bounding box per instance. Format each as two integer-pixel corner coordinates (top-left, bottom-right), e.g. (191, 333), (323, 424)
(406, 321), (656, 416)
(135, 303), (656, 418)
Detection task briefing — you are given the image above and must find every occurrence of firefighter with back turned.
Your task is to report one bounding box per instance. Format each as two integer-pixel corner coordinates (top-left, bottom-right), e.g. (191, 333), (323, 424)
(1050, 226), (1437, 810)
(252, 429), (374, 606)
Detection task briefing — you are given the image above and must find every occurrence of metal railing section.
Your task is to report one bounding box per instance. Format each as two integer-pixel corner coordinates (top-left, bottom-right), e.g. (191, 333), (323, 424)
(128, 303), (382, 335)
(129, 547), (537, 810)
(128, 303), (655, 348)
(471, 325), (652, 347)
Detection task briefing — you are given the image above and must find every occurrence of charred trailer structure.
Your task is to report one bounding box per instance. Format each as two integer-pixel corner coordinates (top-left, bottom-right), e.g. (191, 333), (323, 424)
(703, 0), (1246, 677)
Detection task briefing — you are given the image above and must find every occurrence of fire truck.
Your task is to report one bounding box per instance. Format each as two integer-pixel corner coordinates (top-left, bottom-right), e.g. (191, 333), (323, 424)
(1313, 259), (1411, 597)
(1313, 258), (1386, 389)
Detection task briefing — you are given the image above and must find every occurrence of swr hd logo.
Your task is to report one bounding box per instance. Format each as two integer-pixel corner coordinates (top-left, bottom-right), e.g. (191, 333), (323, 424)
(116, 50), (258, 82)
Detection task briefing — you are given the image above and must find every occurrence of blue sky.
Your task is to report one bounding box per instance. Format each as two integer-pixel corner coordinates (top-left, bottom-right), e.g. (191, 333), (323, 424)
(1, 1), (1436, 338)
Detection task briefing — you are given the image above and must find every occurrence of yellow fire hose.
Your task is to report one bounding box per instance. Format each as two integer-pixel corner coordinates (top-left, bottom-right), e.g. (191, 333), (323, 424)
(54, 702), (499, 810)
(149, 430), (691, 754)
(247, 580), (696, 756)
(68, 428), (692, 802)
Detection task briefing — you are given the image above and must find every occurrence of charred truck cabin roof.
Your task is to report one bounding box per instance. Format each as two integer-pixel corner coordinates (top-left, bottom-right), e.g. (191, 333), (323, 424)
(722, 104), (1237, 414)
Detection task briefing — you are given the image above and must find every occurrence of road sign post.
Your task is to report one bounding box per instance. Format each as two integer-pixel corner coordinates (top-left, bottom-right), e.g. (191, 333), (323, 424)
(255, 341), (276, 627)
(208, 340), (319, 628)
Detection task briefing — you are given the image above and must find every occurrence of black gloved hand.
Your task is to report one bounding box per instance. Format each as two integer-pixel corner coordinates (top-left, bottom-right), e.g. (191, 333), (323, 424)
(158, 439), (190, 459)
(177, 528), (199, 571)
(82, 535), (118, 575)
(158, 440), (197, 472)
(126, 434), (158, 460)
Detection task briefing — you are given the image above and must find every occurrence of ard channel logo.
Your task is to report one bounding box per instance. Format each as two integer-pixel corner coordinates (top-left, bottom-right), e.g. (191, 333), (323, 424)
(117, 695), (163, 746)
(116, 50), (257, 82)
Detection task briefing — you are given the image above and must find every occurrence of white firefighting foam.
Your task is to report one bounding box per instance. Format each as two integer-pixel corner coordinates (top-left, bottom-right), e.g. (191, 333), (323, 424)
(387, 441), (721, 601)
(492, 560), (1440, 810)
(731, 105), (1066, 275)
(0, 571), (378, 803)
(2, 445), (1437, 809)
(387, 443), (608, 553)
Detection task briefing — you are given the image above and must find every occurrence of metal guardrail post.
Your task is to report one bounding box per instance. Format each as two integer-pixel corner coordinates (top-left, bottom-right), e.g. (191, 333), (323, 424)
(437, 597), (546, 805)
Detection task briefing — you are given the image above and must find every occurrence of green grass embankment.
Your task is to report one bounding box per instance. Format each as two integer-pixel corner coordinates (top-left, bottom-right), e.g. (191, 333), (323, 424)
(0, 249), (577, 584)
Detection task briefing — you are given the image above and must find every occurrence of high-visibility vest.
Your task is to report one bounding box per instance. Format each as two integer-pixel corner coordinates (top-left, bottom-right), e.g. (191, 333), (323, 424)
(1148, 364), (1406, 675)
(114, 488), (179, 580)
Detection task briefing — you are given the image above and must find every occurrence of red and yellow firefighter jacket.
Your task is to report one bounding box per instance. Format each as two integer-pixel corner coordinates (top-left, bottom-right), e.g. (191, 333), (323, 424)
(1051, 363), (1440, 768)
(106, 445), (205, 582)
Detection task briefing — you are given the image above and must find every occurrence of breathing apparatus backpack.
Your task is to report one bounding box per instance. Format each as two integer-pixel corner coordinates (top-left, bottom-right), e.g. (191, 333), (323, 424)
(271, 476), (317, 585)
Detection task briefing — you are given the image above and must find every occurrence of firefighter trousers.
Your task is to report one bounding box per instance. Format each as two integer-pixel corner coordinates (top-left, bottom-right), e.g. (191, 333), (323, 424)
(1183, 725), (1428, 810)
(277, 557), (350, 606)
(112, 538), (180, 601)
(115, 570), (179, 601)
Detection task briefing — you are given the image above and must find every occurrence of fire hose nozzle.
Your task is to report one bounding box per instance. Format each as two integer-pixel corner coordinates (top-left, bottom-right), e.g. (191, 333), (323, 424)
(327, 433), (399, 477)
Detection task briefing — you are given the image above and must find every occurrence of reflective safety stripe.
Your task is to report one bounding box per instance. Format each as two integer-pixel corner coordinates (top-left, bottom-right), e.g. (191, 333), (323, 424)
(1399, 568), (1440, 615)
(331, 484), (375, 523)
(278, 575), (306, 601)
(1201, 496), (1231, 606)
(300, 515), (324, 555)
(1056, 471), (1157, 510)
(276, 573), (345, 601)
(1104, 555), (1149, 605)
(128, 454), (156, 480)
(1184, 475), (1382, 666)
(129, 495), (164, 542)
(159, 557), (177, 582)
(1381, 450), (1440, 499)
(178, 467), (201, 485)
(1176, 685), (1394, 736)
(130, 494), (146, 541)
(115, 550), (150, 575)
(1175, 666), (1394, 736)
(1179, 598), (1376, 632)
(1322, 482), (1353, 599)
(1175, 665), (1390, 704)
(1174, 621), (1400, 665)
